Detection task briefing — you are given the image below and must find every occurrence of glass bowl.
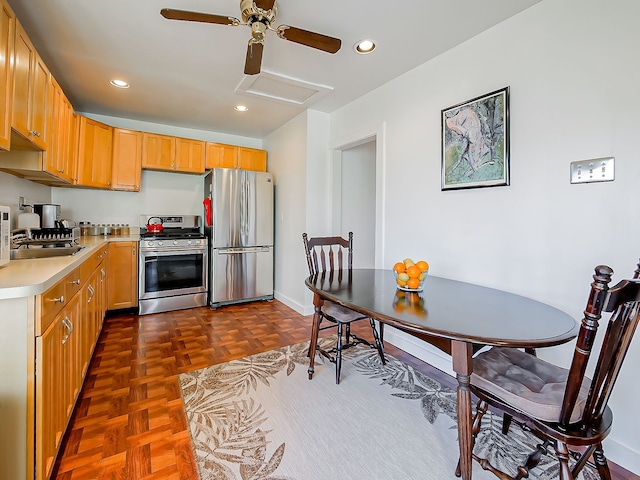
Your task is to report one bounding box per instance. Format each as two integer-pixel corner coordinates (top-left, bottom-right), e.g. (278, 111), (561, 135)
(394, 269), (428, 292)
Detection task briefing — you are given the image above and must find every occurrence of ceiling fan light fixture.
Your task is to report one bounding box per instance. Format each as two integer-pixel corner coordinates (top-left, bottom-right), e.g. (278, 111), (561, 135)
(110, 79), (130, 88)
(234, 104), (249, 112)
(354, 39), (376, 54)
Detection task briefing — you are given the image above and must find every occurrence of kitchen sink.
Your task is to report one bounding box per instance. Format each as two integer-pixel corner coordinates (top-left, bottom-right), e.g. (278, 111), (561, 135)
(10, 246), (86, 260)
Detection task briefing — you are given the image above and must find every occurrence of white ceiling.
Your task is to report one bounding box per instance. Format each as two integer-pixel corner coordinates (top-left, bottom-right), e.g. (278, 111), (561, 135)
(8, 0), (541, 139)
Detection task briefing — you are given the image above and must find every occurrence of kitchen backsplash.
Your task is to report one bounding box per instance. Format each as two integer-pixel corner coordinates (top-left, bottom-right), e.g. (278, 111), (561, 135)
(52, 170), (206, 227)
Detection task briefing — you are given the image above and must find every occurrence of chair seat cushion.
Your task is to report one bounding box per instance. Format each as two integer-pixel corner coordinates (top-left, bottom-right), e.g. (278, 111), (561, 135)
(322, 301), (368, 322)
(471, 347), (590, 423)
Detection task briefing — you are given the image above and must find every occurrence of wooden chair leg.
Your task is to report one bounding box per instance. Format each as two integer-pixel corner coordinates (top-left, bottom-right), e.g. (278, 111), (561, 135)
(502, 413), (513, 434)
(335, 323), (344, 384)
(554, 441), (574, 480)
(592, 444), (612, 480)
(369, 318), (386, 364)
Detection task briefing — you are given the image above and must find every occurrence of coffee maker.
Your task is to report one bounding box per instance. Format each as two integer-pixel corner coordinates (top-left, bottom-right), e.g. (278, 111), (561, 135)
(33, 204), (61, 229)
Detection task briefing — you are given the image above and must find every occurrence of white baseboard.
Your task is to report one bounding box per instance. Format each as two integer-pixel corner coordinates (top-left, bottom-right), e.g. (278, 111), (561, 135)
(273, 291), (307, 315)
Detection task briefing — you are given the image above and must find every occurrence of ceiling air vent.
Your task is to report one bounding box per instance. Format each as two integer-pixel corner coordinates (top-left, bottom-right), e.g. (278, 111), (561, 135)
(235, 71), (332, 107)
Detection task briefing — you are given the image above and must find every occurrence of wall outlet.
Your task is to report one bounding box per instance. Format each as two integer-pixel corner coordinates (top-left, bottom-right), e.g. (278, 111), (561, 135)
(570, 157), (614, 184)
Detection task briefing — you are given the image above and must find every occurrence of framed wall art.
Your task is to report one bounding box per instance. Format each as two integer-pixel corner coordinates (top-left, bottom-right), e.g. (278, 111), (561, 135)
(441, 86), (510, 190)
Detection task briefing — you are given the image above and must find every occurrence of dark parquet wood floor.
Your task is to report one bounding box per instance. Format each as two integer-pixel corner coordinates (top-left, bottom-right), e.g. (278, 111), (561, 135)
(53, 300), (639, 480)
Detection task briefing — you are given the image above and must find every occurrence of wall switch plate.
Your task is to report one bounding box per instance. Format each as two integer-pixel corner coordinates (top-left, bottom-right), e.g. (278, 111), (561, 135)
(570, 157), (615, 184)
(19, 196), (26, 211)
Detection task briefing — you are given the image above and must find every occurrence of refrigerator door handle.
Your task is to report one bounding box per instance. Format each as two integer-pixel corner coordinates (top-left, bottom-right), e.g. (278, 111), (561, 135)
(218, 247), (271, 254)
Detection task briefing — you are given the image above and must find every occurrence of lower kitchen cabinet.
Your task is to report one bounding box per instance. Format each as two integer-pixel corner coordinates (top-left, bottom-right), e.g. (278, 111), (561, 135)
(32, 245), (108, 480)
(107, 241), (138, 310)
(36, 293), (81, 479)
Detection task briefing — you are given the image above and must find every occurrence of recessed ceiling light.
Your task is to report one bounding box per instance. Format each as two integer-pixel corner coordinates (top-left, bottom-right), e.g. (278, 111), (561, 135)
(110, 79), (130, 88)
(354, 39), (376, 54)
(234, 105), (248, 112)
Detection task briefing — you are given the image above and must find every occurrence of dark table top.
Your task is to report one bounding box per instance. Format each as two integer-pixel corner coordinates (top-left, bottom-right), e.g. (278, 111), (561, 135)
(305, 269), (579, 348)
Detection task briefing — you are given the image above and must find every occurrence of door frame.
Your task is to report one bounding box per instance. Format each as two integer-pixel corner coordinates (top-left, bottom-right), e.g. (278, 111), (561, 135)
(330, 122), (386, 269)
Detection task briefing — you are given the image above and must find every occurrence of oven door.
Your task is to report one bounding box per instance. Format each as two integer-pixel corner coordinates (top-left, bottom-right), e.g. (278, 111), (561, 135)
(139, 246), (208, 300)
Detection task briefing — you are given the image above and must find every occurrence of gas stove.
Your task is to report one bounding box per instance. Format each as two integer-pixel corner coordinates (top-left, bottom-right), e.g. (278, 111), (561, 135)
(139, 214), (206, 247)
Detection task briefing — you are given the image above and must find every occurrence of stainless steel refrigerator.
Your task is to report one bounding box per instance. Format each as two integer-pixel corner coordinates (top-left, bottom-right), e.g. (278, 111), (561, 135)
(204, 168), (274, 308)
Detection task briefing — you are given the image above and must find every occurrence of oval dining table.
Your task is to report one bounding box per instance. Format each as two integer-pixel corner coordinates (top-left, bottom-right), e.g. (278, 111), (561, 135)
(305, 269), (579, 480)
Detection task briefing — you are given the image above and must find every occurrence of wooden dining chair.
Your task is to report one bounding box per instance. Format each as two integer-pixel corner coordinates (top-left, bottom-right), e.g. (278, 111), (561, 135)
(462, 264), (640, 480)
(302, 232), (385, 384)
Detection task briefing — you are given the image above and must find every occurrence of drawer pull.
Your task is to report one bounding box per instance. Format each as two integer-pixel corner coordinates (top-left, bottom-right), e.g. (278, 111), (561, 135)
(87, 284), (95, 303)
(53, 295), (65, 304)
(70, 279), (81, 285)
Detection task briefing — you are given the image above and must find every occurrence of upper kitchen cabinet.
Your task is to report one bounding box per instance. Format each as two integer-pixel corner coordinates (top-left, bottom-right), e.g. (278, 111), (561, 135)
(141, 132), (175, 171)
(205, 143), (267, 172)
(44, 75), (76, 184)
(0, 0), (15, 151)
(12, 19), (49, 151)
(111, 128), (142, 191)
(76, 116), (113, 189)
(175, 137), (205, 173)
(238, 146), (267, 172)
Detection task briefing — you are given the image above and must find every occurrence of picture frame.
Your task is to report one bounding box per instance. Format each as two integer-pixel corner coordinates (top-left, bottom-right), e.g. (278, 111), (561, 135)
(441, 87), (510, 190)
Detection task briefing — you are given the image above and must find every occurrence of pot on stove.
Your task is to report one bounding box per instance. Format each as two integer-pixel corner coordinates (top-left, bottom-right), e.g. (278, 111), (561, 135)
(146, 216), (164, 233)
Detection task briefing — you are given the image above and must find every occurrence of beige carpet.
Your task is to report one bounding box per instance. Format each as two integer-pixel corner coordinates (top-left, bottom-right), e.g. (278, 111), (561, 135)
(179, 337), (598, 480)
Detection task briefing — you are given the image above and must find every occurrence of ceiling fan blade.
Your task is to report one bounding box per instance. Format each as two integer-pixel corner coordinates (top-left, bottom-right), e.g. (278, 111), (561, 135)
(160, 9), (238, 26)
(254, 0), (276, 11)
(276, 25), (341, 53)
(244, 41), (264, 75)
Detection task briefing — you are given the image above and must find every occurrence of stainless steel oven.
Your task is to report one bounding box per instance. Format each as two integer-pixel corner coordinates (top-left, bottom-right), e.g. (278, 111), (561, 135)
(138, 214), (208, 315)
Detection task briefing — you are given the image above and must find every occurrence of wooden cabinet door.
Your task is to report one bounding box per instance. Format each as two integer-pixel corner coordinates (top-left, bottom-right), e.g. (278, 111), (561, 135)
(0, 0), (15, 151)
(76, 116), (113, 188)
(238, 147), (267, 172)
(12, 20), (48, 150)
(205, 142), (238, 169)
(141, 132), (175, 170)
(112, 128), (142, 191)
(12, 20), (34, 141)
(35, 294), (80, 480)
(107, 241), (138, 310)
(175, 137), (205, 173)
(44, 76), (74, 183)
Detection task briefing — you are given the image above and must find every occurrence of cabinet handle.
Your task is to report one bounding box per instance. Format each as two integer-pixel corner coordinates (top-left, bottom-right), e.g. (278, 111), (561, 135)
(62, 318), (71, 344)
(97, 255), (103, 259)
(101, 268), (106, 279)
(29, 130), (41, 137)
(54, 295), (65, 304)
(70, 279), (81, 285)
(132, 248), (136, 255)
(87, 284), (95, 303)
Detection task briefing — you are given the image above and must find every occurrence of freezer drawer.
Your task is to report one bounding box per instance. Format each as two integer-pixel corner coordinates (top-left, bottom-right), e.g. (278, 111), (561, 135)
(210, 246), (273, 307)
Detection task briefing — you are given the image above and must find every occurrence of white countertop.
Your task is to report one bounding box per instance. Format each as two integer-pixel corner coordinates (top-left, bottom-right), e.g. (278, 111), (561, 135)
(0, 235), (140, 300)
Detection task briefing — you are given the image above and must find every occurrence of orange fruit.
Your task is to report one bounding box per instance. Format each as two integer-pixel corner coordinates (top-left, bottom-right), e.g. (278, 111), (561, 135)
(406, 265), (421, 278)
(407, 277), (421, 289)
(397, 279), (407, 287)
(393, 262), (406, 274)
(416, 260), (429, 272)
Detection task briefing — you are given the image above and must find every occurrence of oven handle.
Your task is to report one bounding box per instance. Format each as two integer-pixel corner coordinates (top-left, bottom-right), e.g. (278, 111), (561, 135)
(218, 247), (270, 254)
(140, 247), (208, 257)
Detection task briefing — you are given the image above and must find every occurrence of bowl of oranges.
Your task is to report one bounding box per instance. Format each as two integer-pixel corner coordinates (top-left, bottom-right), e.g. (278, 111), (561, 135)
(393, 258), (429, 291)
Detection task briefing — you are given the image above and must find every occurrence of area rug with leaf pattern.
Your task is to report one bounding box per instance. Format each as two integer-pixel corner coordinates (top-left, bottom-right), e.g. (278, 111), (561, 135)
(178, 336), (598, 480)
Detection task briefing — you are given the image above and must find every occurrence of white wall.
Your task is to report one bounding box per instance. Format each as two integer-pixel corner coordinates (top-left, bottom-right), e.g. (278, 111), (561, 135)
(328, 0), (640, 471)
(0, 171), (52, 228)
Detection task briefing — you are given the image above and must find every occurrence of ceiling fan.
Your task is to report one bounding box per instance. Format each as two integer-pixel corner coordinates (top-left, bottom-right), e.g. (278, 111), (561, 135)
(161, 0), (342, 75)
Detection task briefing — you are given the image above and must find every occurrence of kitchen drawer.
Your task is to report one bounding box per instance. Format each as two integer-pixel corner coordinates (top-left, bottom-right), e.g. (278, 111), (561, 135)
(37, 267), (81, 335)
(38, 276), (67, 335)
(80, 246), (108, 281)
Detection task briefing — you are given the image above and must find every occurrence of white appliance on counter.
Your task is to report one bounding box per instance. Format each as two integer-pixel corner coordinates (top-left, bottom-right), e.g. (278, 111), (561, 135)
(0, 206), (10, 267)
(204, 168), (274, 308)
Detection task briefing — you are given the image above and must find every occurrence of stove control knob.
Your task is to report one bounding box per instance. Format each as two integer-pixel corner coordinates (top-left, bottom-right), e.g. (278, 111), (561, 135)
(173, 240), (179, 245)
(158, 241), (164, 246)
(187, 240), (192, 245)
(148, 241), (154, 247)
